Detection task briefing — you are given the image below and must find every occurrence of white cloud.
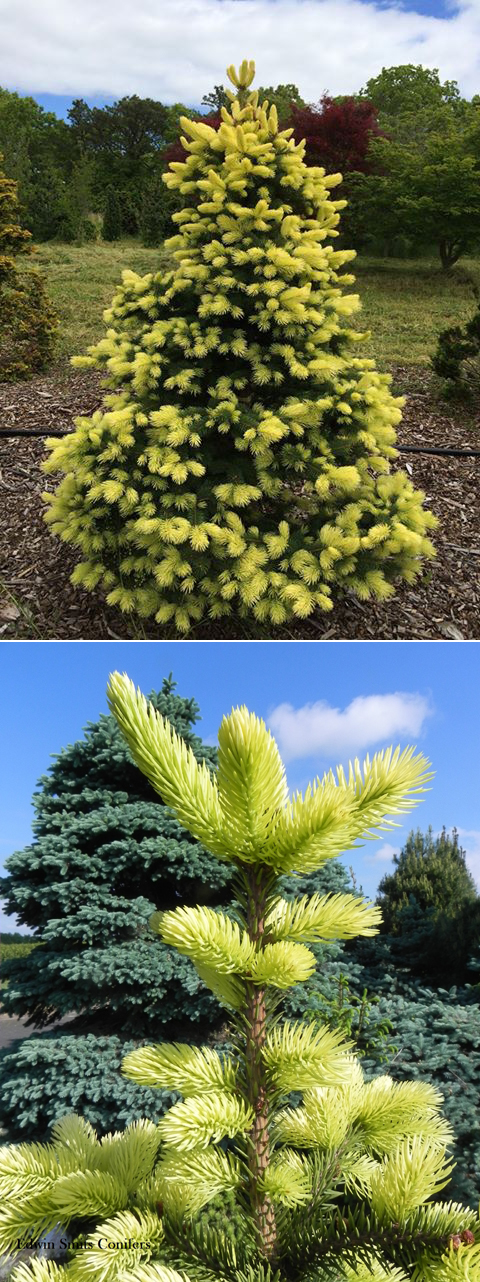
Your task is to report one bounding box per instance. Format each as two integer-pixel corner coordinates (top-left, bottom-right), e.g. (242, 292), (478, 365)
(268, 691), (432, 763)
(364, 840), (400, 865)
(0, 0), (479, 102)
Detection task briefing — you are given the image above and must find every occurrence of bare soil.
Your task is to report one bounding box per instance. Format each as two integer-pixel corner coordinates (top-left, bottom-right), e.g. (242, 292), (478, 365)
(0, 365), (479, 639)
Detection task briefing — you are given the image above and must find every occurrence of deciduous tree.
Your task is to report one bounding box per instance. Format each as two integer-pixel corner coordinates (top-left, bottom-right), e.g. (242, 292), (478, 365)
(288, 96), (382, 176)
(350, 68), (480, 265)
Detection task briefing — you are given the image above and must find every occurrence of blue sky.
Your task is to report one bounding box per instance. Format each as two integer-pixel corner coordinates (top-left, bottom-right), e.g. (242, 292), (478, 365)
(0, 0), (478, 117)
(1, 641), (479, 934)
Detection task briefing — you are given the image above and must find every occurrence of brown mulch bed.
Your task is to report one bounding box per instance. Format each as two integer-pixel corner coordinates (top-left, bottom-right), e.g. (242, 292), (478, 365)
(0, 364), (479, 639)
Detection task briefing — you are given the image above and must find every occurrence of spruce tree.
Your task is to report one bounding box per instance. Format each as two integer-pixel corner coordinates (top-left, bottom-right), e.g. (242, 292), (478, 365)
(102, 186), (122, 241)
(1, 674), (479, 1282)
(0, 676), (233, 1137)
(67, 156), (95, 243)
(377, 828), (478, 933)
(0, 153), (56, 379)
(375, 827), (480, 986)
(27, 162), (71, 242)
(140, 172), (180, 247)
(43, 59), (436, 635)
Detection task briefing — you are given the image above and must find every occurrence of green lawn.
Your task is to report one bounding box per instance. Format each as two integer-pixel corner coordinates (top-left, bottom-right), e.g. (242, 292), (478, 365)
(33, 240), (171, 364)
(353, 255), (480, 368)
(32, 240), (480, 372)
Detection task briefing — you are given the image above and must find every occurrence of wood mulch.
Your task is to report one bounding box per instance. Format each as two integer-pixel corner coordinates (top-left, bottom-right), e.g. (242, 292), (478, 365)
(0, 364), (479, 640)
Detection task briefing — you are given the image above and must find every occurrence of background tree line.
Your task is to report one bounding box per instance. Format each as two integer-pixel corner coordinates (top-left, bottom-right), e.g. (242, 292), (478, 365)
(1, 63), (479, 266)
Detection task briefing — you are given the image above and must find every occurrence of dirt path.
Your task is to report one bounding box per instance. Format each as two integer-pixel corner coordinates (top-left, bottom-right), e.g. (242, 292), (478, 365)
(0, 1010), (77, 1051)
(0, 1012), (73, 1280)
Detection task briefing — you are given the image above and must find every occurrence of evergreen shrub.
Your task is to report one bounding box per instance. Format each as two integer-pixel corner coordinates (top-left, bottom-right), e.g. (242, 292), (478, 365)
(43, 60), (436, 634)
(432, 298), (480, 400)
(102, 187), (122, 242)
(0, 154), (57, 380)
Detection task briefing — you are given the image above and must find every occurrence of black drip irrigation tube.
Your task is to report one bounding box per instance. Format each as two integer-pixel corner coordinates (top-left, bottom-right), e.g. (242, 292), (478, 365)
(1, 429), (480, 456)
(397, 444), (480, 458)
(0, 428), (70, 438)
(0, 425), (480, 456)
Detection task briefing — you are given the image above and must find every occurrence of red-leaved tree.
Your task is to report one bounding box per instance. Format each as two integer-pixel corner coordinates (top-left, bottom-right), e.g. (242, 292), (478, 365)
(159, 98), (384, 251)
(162, 98), (383, 178)
(288, 95), (384, 175)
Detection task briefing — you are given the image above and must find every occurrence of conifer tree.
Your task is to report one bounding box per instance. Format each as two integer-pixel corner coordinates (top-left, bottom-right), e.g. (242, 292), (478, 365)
(42, 59), (436, 635)
(28, 162), (74, 242)
(0, 153), (56, 379)
(0, 676), (233, 1137)
(432, 299), (480, 400)
(1, 672), (479, 1282)
(377, 827), (478, 935)
(375, 827), (480, 986)
(67, 156), (95, 243)
(0, 675), (232, 1034)
(140, 174), (165, 246)
(102, 186), (122, 241)
(140, 172), (180, 247)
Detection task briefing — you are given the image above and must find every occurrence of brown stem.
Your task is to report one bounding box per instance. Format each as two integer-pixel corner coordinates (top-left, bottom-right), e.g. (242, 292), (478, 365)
(307, 1222), (461, 1263)
(243, 866), (277, 1259)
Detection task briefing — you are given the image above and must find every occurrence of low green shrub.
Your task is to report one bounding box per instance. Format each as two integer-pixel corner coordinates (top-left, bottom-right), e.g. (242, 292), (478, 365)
(432, 296), (480, 399)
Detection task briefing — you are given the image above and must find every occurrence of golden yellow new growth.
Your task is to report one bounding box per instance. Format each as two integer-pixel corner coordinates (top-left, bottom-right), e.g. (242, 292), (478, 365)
(107, 673), (433, 877)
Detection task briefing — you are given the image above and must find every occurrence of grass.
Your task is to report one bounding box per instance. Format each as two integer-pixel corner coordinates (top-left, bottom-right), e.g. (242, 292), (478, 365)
(31, 239), (480, 372)
(0, 942), (39, 962)
(32, 239), (171, 366)
(0, 941), (40, 992)
(353, 255), (480, 369)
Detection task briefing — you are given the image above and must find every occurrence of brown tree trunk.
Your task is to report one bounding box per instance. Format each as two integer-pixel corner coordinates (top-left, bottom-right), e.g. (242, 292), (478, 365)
(439, 238), (464, 270)
(243, 867), (277, 1259)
